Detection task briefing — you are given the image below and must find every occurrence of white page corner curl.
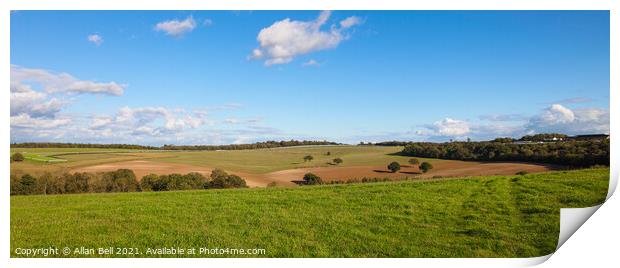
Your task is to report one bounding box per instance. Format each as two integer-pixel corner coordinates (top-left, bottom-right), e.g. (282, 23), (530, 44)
(556, 204), (602, 250)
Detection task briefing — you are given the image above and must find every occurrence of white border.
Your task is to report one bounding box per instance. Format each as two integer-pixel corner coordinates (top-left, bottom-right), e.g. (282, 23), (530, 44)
(2, 1), (617, 267)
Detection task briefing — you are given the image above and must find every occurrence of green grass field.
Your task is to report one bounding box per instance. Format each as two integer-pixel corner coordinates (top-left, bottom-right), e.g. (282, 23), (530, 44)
(20, 152), (67, 163)
(10, 168), (608, 258)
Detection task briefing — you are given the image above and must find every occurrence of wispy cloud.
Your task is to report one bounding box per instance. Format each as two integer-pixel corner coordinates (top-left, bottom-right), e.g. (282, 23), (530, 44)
(302, 59), (320, 67)
(155, 16), (197, 37)
(11, 65), (127, 96)
(87, 34), (103, 46)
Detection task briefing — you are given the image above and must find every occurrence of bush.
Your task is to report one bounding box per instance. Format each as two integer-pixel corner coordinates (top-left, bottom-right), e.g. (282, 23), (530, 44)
(64, 172), (92, 194)
(388, 162), (401, 173)
(208, 169), (248, 189)
(303, 155), (314, 162)
(101, 169), (139, 192)
(333, 158), (343, 165)
(141, 172), (209, 191)
(10, 169), (247, 196)
(14, 174), (39, 195)
(419, 162), (433, 173)
(303, 173), (323, 185)
(140, 174), (159, 191)
(408, 158), (420, 166)
(11, 152), (25, 162)
(516, 171), (528, 176)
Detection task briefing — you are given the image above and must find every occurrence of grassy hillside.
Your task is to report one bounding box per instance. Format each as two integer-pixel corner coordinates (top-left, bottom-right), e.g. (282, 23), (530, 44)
(11, 168), (608, 258)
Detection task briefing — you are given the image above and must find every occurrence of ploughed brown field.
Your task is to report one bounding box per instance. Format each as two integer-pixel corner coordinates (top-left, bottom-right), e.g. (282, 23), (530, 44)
(73, 159), (561, 187)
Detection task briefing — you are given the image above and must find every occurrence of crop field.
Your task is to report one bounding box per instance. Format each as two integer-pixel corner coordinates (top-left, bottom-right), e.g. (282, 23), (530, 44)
(11, 146), (560, 187)
(10, 168), (609, 258)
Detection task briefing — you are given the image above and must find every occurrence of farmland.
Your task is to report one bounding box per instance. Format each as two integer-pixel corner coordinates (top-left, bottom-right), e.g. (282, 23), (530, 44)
(11, 146), (560, 187)
(10, 168), (609, 257)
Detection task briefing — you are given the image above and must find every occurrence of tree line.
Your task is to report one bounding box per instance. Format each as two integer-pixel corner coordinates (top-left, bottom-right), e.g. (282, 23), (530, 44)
(11, 169), (247, 196)
(366, 133), (606, 146)
(400, 139), (609, 167)
(10, 140), (340, 151)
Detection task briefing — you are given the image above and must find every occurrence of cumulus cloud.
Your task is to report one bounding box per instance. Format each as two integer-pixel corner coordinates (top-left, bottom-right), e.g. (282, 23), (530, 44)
(11, 65), (126, 96)
(10, 65), (127, 132)
(428, 118), (471, 137)
(154, 16), (197, 37)
(11, 114), (70, 129)
(416, 104), (609, 141)
(526, 104), (609, 134)
(89, 106), (204, 137)
(87, 34), (103, 46)
(10, 82), (66, 118)
(250, 11), (361, 66)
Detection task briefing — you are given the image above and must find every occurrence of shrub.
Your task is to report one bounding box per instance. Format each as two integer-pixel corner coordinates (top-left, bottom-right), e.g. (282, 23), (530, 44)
(140, 174), (159, 191)
(16, 174), (39, 195)
(11, 152), (25, 162)
(303, 173), (323, 185)
(420, 162), (434, 173)
(516, 171), (528, 176)
(43, 172), (65, 194)
(303, 155), (314, 162)
(408, 158), (420, 166)
(208, 169), (248, 189)
(267, 182), (278, 187)
(333, 158), (343, 165)
(10, 174), (21, 195)
(10, 169), (247, 195)
(101, 169), (139, 192)
(64, 172), (91, 194)
(183, 172), (209, 189)
(210, 169), (228, 180)
(387, 162), (401, 173)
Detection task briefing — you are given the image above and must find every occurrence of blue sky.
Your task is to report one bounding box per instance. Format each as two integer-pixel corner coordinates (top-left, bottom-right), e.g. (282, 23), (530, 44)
(10, 11), (610, 145)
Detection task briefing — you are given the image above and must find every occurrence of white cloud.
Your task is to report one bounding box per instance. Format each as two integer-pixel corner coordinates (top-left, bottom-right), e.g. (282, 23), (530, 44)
(87, 34), (103, 46)
(302, 59), (320, 67)
(526, 104), (609, 135)
(415, 104), (609, 141)
(203, 18), (213, 26)
(89, 106), (204, 136)
(250, 11), (361, 66)
(536, 104), (575, 124)
(431, 118), (471, 137)
(11, 65), (126, 96)
(11, 82), (60, 117)
(340, 16), (362, 29)
(11, 114), (70, 129)
(155, 16), (197, 37)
